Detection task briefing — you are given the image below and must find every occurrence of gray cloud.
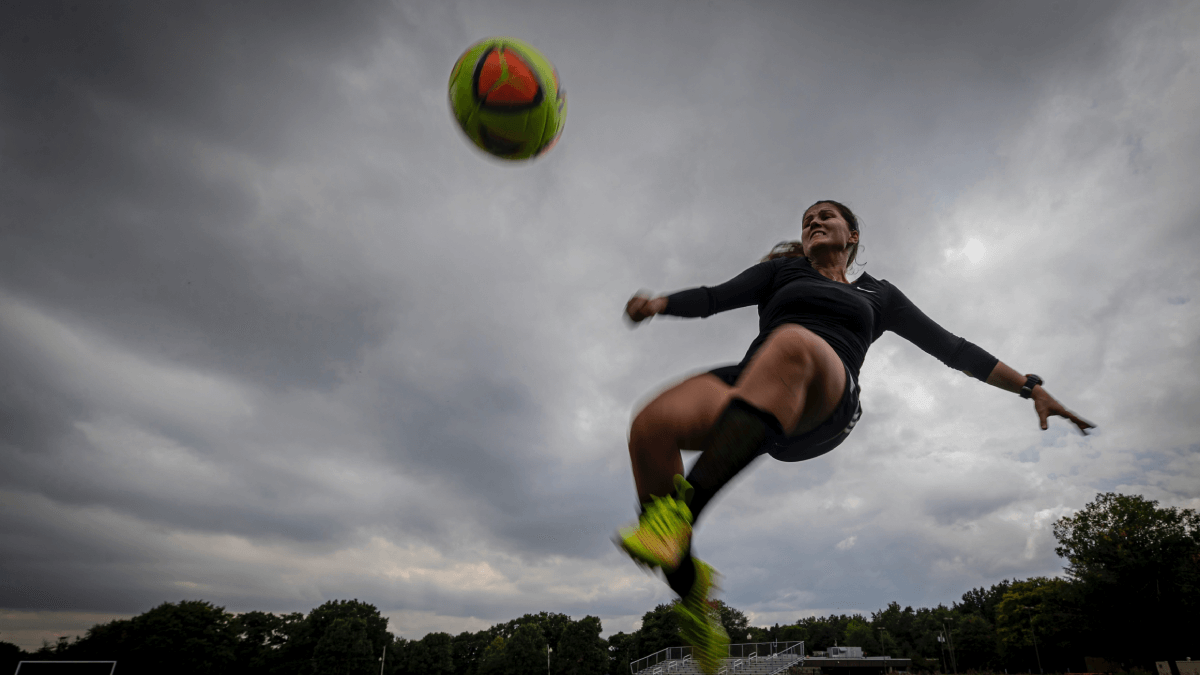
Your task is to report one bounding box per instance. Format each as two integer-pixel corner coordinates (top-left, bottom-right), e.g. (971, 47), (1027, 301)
(1, 0), (1198, 652)
(1, 0), (397, 394)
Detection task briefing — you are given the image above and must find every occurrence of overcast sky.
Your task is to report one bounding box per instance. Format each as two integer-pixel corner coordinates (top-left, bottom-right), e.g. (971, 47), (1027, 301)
(2, 0), (1198, 653)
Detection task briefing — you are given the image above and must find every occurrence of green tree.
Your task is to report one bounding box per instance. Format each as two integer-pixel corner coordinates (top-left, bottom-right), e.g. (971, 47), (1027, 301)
(146, 600), (238, 674)
(61, 617), (132, 665)
(0, 639), (26, 675)
(556, 616), (606, 675)
(383, 637), (408, 675)
(269, 599), (391, 675)
(844, 617), (877, 653)
(796, 614), (855, 652)
(870, 602), (923, 660)
(712, 600), (749, 644)
(957, 580), (1012, 624)
(64, 600), (238, 675)
(1053, 492), (1200, 667)
(451, 630), (492, 675)
(605, 632), (636, 675)
(503, 621), (546, 675)
(995, 577), (1076, 673)
(230, 610), (301, 674)
(744, 626), (771, 645)
(530, 612), (573, 660)
(262, 611), (309, 675)
(313, 617), (375, 675)
(407, 632), (454, 675)
(948, 613), (997, 671)
(484, 612), (573, 665)
(633, 604), (683, 657)
(476, 635), (506, 675)
(762, 622), (807, 646)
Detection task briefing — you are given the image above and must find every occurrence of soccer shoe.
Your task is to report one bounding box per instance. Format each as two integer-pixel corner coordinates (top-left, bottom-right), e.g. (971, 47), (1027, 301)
(615, 475), (694, 572)
(674, 558), (729, 675)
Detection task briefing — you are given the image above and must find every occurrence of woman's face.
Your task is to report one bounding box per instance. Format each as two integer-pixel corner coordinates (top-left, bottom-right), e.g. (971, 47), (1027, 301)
(801, 202), (858, 256)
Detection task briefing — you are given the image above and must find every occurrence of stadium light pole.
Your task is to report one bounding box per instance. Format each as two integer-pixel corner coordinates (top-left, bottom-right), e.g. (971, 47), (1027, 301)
(937, 633), (948, 673)
(547, 644), (552, 675)
(1022, 606), (1043, 675)
(379, 645), (386, 675)
(943, 619), (957, 675)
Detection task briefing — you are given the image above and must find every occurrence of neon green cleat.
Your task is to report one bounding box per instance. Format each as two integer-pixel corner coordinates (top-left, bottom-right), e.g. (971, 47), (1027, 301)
(615, 475), (694, 572)
(674, 558), (729, 675)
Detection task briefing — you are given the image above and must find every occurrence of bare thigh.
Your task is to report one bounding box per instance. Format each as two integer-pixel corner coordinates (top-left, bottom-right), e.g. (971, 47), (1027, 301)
(631, 372), (735, 452)
(731, 323), (846, 436)
(626, 325), (846, 501)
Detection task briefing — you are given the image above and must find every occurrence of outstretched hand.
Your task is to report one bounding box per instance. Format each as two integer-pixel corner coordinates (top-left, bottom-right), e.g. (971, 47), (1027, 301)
(624, 292), (667, 327)
(1033, 387), (1096, 435)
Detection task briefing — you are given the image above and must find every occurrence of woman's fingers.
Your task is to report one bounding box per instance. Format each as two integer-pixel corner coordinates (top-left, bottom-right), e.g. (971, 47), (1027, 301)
(626, 292), (657, 321)
(1039, 396), (1097, 436)
(628, 298), (647, 320)
(625, 293), (654, 325)
(1065, 411), (1096, 435)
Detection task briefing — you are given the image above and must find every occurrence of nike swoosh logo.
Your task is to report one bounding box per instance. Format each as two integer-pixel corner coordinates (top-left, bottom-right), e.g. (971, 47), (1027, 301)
(856, 287), (877, 294)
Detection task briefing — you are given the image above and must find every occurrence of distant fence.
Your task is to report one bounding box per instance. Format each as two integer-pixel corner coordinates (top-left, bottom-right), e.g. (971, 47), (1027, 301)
(728, 642), (804, 660)
(631, 646), (694, 674)
(630, 642), (804, 674)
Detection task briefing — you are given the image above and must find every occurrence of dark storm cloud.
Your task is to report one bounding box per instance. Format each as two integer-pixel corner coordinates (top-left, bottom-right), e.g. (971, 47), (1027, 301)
(0, 495), (159, 613)
(0, 0), (396, 393)
(2, 1), (388, 157)
(921, 486), (1031, 528)
(539, 0), (1135, 291)
(369, 361), (633, 559)
(1, 0), (1197, 650)
(0, 317), (84, 458)
(0, 0), (415, 615)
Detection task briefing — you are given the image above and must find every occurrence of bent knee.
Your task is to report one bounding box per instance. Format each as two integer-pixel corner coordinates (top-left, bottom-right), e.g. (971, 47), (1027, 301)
(630, 376), (729, 444)
(764, 325), (826, 364)
(630, 396), (682, 442)
(629, 404), (661, 440)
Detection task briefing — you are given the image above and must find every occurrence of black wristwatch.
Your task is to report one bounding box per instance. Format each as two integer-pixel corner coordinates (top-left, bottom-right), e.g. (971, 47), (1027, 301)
(1020, 374), (1043, 399)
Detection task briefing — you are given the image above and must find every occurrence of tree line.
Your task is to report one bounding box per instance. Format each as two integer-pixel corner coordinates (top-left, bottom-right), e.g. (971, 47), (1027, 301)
(2, 492), (1195, 675)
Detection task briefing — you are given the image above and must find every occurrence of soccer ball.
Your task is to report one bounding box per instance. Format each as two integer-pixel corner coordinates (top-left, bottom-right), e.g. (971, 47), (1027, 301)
(448, 37), (566, 161)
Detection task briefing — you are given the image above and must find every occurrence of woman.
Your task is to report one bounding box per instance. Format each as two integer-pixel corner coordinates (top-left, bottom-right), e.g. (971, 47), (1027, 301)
(615, 200), (1094, 675)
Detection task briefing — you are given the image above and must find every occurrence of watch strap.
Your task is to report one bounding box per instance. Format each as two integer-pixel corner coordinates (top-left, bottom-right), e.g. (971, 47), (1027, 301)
(1020, 374), (1043, 399)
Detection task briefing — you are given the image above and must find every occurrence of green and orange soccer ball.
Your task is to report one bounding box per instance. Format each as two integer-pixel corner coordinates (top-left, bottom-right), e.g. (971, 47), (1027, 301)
(448, 37), (566, 161)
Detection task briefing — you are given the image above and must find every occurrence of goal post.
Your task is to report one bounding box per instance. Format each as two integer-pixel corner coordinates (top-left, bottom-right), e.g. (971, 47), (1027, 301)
(14, 661), (117, 675)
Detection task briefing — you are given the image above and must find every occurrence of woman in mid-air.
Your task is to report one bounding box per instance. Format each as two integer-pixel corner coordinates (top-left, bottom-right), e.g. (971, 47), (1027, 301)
(615, 200), (1094, 675)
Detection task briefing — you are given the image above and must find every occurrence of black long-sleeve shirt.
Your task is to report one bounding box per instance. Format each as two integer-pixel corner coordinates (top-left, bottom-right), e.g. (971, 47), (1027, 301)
(664, 256), (998, 382)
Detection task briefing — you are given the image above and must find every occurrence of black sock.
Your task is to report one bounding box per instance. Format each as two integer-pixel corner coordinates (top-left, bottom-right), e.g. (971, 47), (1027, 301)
(664, 549), (697, 598)
(685, 398), (781, 524)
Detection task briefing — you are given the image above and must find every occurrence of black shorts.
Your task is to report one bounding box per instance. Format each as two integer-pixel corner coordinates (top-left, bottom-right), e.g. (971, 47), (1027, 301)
(707, 362), (862, 463)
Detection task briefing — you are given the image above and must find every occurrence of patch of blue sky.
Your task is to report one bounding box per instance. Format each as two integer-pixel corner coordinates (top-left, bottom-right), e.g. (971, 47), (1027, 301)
(1015, 446), (1040, 464)
(1091, 471), (1144, 493)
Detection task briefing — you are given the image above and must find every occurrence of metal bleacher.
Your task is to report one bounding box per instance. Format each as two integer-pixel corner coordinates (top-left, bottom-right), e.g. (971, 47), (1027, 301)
(631, 642), (805, 675)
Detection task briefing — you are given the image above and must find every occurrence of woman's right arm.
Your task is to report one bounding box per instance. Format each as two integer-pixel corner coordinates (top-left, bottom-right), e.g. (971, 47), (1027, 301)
(625, 259), (777, 324)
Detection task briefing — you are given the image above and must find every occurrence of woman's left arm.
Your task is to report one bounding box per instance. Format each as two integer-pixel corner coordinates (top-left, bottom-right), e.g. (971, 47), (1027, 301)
(985, 361), (1096, 435)
(881, 282), (1096, 436)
